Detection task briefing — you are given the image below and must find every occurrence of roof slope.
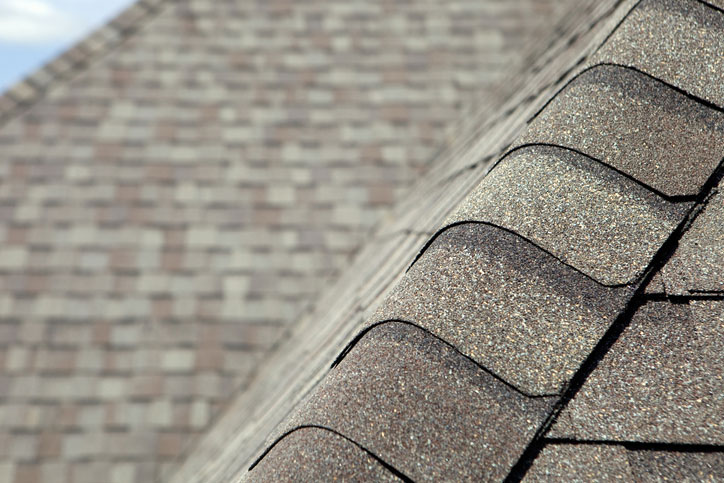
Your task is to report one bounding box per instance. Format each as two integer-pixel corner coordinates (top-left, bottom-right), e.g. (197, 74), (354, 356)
(244, 0), (724, 479)
(0, 0), (587, 481)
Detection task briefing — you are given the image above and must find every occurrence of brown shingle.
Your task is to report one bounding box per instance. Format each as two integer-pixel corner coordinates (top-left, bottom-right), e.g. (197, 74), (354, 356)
(446, 145), (689, 286)
(247, 428), (400, 482)
(517, 64), (724, 197)
(657, 187), (724, 295)
(593, 0), (724, 107)
(278, 322), (554, 481)
(372, 223), (631, 395)
(552, 301), (724, 444)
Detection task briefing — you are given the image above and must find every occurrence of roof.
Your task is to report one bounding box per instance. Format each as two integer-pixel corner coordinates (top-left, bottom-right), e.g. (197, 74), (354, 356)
(242, 0), (724, 480)
(0, 0), (588, 482)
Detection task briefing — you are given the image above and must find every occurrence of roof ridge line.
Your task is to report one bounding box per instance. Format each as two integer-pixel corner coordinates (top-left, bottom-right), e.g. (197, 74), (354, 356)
(0, 0), (172, 126)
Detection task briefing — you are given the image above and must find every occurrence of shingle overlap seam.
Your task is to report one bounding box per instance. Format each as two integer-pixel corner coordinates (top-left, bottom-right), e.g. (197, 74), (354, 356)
(544, 438), (724, 453)
(495, 143), (695, 202)
(407, 221), (625, 287)
(250, 425), (413, 482)
(331, 318), (558, 398)
(532, 62), (724, 125)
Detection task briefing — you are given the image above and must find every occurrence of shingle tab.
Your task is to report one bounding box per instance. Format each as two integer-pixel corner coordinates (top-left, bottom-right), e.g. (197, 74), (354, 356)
(658, 189), (724, 294)
(594, 0), (724, 107)
(446, 145), (689, 286)
(525, 444), (632, 481)
(517, 65), (724, 197)
(280, 322), (554, 481)
(246, 427), (400, 482)
(526, 444), (724, 481)
(552, 301), (724, 444)
(373, 223), (632, 395)
(627, 450), (724, 481)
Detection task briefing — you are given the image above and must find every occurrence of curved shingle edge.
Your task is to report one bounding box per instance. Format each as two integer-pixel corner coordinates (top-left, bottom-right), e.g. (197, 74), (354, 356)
(248, 425), (412, 482)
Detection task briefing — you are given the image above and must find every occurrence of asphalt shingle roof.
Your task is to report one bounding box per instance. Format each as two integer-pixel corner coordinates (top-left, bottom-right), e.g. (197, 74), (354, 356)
(551, 301), (724, 444)
(527, 444), (724, 481)
(246, 0), (724, 479)
(370, 223), (630, 395)
(593, 0), (724, 107)
(657, 187), (724, 295)
(267, 322), (553, 481)
(246, 427), (401, 482)
(446, 145), (689, 286)
(516, 65), (724, 198)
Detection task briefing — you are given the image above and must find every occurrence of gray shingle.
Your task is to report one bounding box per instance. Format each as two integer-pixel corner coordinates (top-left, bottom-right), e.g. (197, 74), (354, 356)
(658, 189), (724, 294)
(372, 223), (632, 395)
(593, 0), (724, 107)
(551, 301), (724, 444)
(526, 444), (724, 482)
(282, 322), (554, 481)
(517, 64), (724, 197)
(246, 427), (400, 482)
(628, 449), (724, 481)
(446, 145), (689, 286)
(525, 444), (632, 481)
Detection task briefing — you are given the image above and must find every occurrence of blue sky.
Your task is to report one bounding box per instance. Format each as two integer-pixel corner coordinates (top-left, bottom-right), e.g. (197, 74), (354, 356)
(0, 0), (134, 92)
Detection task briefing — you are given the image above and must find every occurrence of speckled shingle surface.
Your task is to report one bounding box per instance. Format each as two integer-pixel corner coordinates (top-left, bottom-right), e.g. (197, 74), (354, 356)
(446, 145), (689, 285)
(372, 223), (631, 395)
(245, 427), (400, 482)
(551, 301), (724, 444)
(524, 444), (633, 481)
(516, 65), (724, 197)
(594, 0), (724, 107)
(657, 188), (724, 294)
(526, 444), (724, 482)
(278, 322), (554, 481)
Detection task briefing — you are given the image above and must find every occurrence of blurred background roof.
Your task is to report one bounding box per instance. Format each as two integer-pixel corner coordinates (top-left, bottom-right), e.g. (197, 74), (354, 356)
(0, 0), (134, 91)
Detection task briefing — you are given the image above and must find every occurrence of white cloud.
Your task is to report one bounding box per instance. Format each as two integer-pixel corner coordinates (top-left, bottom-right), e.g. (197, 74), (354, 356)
(0, 0), (80, 44)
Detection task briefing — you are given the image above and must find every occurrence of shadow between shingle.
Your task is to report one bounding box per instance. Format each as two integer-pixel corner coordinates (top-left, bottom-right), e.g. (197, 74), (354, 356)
(445, 145), (689, 286)
(245, 426), (402, 482)
(525, 444), (724, 481)
(593, 0), (724, 108)
(277, 322), (555, 482)
(370, 223), (633, 396)
(551, 300), (724, 444)
(515, 64), (724, 198)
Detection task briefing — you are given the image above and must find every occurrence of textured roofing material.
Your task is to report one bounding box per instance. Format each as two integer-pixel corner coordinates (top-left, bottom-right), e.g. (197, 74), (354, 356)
(272, 322), (554, 481)
(516, 65), (724, 197)
(551, 301), (724, 444)
(446, 145), (689, 285)
(175, 2), (630, 478)
(527, 444), (724, 481)
(241, 0), (724, 480)
(246, 427), (399, 482)
(593, 0), (724, 107)
(371, 223), (631, 395)
(657, 188), (724, 294)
